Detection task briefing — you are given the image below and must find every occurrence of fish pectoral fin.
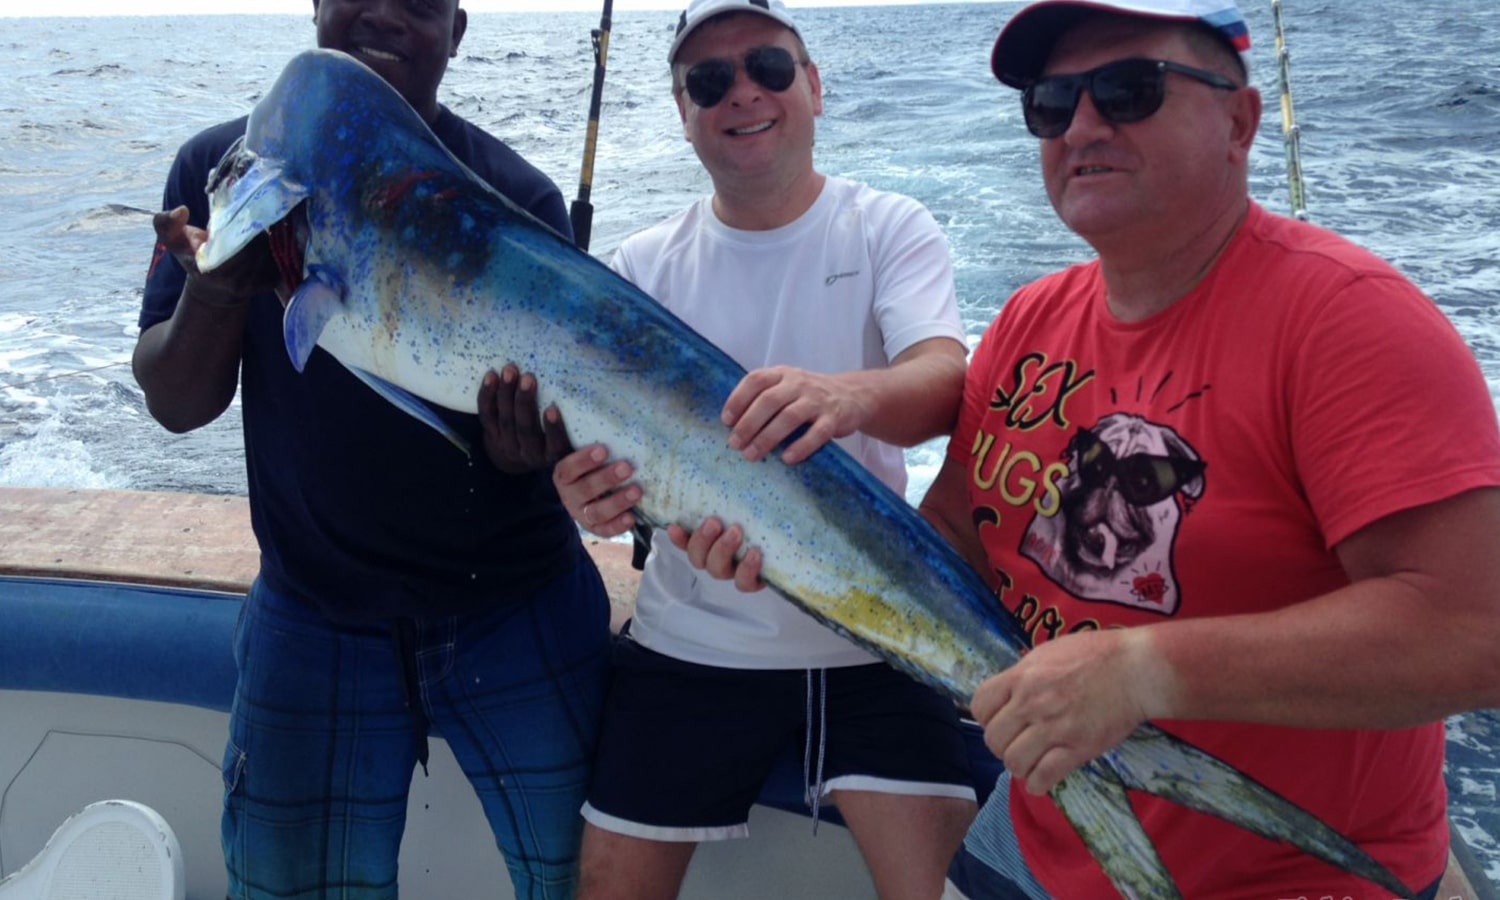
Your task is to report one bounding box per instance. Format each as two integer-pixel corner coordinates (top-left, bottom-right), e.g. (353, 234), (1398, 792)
(283, 265), (346, 373)
(197, 139), (310, 272)
(1103, 723), (1413, 898)
(1052, 762), (1181, 900)
(346, 367), (471, 457)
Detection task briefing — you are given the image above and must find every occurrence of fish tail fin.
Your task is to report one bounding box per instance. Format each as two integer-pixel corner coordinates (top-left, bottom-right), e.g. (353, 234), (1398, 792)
(1052, 762), (1182, 899)
(1103, 723), (1413, 897)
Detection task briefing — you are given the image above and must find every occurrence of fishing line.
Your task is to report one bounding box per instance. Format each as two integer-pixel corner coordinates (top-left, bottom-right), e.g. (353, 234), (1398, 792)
(1, 204), (155, 393)
(1271, 0), (1309, 220)
(1, 362), (130, 392)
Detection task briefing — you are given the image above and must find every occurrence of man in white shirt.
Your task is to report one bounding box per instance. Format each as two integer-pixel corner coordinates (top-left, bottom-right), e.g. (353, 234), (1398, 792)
(491, 1), (979, 897)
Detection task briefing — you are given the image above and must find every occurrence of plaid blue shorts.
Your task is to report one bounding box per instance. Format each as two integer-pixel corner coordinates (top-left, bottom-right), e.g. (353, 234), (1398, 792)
(222, 565), (611, 899)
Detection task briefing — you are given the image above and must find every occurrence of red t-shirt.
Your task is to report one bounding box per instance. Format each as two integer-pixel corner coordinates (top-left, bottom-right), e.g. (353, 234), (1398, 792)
(951, 203), (1500, 898)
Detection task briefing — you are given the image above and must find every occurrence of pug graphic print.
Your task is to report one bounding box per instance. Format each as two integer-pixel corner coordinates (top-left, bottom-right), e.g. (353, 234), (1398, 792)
(1021, 411), (1206, 615)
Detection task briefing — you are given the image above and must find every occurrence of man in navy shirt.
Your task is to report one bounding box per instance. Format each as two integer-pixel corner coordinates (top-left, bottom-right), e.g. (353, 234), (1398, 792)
(133, 1), (610, 896)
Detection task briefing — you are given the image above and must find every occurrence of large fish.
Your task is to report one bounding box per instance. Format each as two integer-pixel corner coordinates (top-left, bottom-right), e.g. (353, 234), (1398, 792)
(198, 49), (1414, 899)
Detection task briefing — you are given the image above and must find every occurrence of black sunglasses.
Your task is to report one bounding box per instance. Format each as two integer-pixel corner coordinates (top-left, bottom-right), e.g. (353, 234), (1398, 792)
(683, 46), (803, 110)
(1021, 58), (1237, 139)
(1070, 428), (1205, 508)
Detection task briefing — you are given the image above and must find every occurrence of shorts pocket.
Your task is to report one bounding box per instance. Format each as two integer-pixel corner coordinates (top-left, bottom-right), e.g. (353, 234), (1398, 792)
(221, 738), (247, 796)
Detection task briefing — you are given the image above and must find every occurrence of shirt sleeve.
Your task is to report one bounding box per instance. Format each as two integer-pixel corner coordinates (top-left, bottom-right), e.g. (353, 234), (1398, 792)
(866, 192), (966, 361)
(1288, 271), (1500, 546)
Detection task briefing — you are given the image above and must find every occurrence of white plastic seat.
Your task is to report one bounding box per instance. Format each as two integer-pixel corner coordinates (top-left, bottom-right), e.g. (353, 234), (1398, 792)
(0, 800), (184, 900)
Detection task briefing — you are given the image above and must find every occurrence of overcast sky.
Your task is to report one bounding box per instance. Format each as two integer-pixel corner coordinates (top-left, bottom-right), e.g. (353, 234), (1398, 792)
(0, 0), (992, 17)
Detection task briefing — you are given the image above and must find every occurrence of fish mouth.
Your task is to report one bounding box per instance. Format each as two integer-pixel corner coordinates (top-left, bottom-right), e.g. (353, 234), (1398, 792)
(727, 119), (775, 137)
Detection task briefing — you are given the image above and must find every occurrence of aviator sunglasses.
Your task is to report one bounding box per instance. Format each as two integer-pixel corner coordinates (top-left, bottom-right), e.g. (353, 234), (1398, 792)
(1022, 58), (1237, 139)
(683, 45), (804, 109)
(1070, 428), (1205, 508)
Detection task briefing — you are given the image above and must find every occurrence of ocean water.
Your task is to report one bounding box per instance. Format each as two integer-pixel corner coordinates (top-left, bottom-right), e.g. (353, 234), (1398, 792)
(0, 0), (1498, 886)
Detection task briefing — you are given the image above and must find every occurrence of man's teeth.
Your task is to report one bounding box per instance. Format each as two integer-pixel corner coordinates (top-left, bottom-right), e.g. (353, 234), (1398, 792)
(1077, 165), (1112, 175)
(360, 47), (401, 62)
(730, 121), (774, 136)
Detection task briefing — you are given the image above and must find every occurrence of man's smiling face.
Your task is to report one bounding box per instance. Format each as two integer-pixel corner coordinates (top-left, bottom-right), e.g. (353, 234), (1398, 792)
(674, 12), (822, 188)
(314, 0), (467, 124)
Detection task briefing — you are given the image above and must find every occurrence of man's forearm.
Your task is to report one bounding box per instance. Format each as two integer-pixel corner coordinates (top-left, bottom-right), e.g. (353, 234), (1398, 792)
(840, 338), (966, 447)
(133, 284), (250, 432)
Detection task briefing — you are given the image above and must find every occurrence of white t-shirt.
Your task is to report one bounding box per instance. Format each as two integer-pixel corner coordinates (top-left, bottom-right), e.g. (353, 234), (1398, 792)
(611, 175), (965, 669)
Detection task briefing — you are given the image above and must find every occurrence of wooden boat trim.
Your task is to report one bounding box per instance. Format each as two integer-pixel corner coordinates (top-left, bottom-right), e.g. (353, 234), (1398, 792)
(0, 486), (641, 630)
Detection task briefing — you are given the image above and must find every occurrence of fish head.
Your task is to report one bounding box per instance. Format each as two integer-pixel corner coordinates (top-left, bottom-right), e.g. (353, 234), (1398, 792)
(196, 135), (310, 274)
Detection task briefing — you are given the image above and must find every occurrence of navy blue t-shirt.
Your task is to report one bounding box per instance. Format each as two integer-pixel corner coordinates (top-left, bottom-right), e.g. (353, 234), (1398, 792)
(140, 108), (586, 623)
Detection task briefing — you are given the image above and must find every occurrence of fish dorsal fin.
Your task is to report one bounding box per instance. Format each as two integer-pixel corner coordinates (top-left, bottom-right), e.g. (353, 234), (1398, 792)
(283, 264), (345, 373)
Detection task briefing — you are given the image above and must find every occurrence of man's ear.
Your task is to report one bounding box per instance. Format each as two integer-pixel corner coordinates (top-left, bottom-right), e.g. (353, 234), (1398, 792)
(805, 61), (823, 117)
(451, 7), (469, 58)
(1227, 86), (1262, 165)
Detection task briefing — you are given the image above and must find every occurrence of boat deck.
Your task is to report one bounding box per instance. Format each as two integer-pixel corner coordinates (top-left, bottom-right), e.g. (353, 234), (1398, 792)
(0, 486), (1489, 897)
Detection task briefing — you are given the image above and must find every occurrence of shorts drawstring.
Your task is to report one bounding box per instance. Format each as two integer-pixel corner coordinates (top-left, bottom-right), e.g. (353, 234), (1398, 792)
(803, 667), (828, 834)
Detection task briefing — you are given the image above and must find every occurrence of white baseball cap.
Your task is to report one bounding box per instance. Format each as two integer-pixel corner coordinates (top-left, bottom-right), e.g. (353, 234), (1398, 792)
(667, 0), (804, 64)
(990, 0), (1252, 88)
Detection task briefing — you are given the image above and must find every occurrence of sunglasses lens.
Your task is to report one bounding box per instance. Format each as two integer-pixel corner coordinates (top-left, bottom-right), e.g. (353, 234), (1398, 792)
(684, 47), (799, 109)
(1022, 77), (1082, 138)
(1091, 60), (1166, 124)
(1070, 428), (1202, 507)
(686, 59), (735, 108)
(1117, 458), (1173, 506)
(746, 46), (797, 92)
(1115, 456), (1203, 506)
(1020, 60), (1169, 138)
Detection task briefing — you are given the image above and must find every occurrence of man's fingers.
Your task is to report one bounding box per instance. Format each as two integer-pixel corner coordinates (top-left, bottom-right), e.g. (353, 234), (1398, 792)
(703, 524), (744, 579)
(685, 518), (724, 570)
(667, 520), (763, 588)
(734, 546), (767, 593)
(554, 444), (609, 487)
(152, 207), (185, 244)
(775, 414), (836, 465)
(511, 372), (542, 433)
(585, 483), (639, 523)
(1023, 747), (1077, 796)
(478, 369), (502, 430)
(480, 365), (557, 473)
(579, 489), (638, 537)
(153, 206), (206, 272)
(542, 405), (573, 461)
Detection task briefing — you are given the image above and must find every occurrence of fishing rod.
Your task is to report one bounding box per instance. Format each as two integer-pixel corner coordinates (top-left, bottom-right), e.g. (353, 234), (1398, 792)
(569, 0), (613, 253)
(567, 0), (656, 569)
(1271, 0), (1309, 220)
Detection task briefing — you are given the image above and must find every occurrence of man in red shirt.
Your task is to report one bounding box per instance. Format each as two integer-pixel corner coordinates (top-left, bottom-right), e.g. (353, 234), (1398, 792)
(924, 1), (1500, 897)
